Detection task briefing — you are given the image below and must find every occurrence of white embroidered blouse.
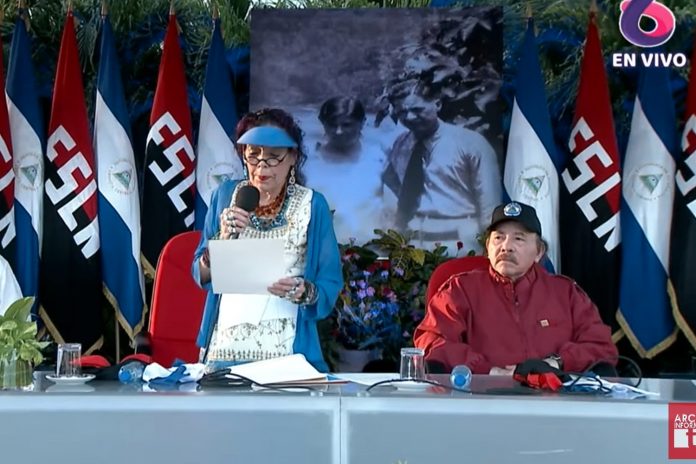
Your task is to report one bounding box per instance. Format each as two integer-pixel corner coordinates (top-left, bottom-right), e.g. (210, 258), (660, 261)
(205, 183), (313, 366)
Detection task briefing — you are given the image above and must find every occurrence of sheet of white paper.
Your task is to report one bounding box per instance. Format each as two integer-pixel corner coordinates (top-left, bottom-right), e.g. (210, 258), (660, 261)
(227, 354), (325, 385)
(209, 239), (286, 294)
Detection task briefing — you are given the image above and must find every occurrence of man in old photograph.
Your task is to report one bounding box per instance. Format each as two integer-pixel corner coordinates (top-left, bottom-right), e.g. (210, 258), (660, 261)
(382, 79), (502, 254)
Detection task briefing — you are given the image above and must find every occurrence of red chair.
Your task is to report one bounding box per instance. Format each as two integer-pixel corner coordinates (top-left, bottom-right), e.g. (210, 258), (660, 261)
(147, 231), (207, 366)
(425, 255), (489, 304)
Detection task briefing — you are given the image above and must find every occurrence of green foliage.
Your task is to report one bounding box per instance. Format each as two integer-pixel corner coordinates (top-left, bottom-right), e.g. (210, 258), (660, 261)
(0, 297), (49, 366)
(0, 0), (251, 123)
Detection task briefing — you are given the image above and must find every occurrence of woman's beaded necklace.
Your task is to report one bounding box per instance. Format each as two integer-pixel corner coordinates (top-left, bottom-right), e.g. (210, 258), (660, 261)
(250, 186), (290, 231)
(255, 187), (286, 217)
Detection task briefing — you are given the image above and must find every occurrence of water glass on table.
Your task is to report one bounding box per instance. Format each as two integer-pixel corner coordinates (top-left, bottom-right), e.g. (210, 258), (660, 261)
(56, 343), (82, 378)
(400, 347), (426, 381)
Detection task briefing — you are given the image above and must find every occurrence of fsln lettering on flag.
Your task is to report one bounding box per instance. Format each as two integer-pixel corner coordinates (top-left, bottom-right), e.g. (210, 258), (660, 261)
(40, 10), (103, 353)
(669, 34), (696, 350)
(141, 12), (195, 276)
(0, 30), (16, 266)
(560, 11), (622, 336)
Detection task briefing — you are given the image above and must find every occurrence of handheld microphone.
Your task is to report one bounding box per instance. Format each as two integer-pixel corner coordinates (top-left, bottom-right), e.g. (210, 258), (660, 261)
(230, 185), (260, 239)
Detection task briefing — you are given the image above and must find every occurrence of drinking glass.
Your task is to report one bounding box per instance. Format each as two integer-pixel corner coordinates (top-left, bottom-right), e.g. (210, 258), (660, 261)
(56, 343), (82, 378)
(400, 347), (425, 380)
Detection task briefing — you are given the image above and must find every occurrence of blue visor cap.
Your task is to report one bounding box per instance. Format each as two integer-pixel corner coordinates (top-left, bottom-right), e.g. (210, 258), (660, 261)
(237, 126), (298, 148)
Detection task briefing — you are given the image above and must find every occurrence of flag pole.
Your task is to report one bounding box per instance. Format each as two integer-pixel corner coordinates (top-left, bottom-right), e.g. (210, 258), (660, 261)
(96, 0), (118, 363)
(18, 0), (30, 32)
(115, 325), (120, 362)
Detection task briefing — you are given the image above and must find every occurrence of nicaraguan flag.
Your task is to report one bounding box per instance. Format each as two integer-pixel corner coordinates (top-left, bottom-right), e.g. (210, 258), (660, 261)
(503, 18), (562, 271)
(6, 9), (43, 312)
(618, 61), (677, 358)
(195, 17), (242, 230)
(95, 14), (146, 339)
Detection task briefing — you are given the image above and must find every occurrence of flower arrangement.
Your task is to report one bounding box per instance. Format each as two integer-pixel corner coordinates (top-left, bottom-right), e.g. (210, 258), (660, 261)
(333, 242), (402, 351)
(368, 230), (455, 358)
(327, 229), (467, 365)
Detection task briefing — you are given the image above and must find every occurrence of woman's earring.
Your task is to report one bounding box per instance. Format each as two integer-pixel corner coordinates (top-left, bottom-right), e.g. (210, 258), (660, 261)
(287, 166), (296, 195)
(243, 164), (249, 180)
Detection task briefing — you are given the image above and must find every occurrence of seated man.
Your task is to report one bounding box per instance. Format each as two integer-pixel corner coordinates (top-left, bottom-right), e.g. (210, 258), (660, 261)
(414, 201), (618, 375)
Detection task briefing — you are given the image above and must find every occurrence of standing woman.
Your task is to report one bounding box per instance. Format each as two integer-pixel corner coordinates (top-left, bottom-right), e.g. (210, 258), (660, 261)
(192, 108), (342, 372)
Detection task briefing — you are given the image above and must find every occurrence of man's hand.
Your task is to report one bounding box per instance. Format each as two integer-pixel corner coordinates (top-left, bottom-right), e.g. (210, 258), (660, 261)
(489, 365), (516, 376)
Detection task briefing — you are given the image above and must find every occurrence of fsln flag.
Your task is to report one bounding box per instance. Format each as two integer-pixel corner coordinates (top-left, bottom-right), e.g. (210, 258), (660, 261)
(0, 32), (17, 268)
(7, 8), (42, 309)
(503, 18), (563, 271)
(195, 17), (242, 230)
(669, 33), (696, 350)
(41, 10), (103, 352)
(560, 12), (622, 336)
(141, 12), (195, 275)
(618, 60), (677, 358)
(95, 14), (146, 339)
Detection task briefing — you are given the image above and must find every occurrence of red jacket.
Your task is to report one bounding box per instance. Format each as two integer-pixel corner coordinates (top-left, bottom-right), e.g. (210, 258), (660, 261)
(414, 263), (618, 374)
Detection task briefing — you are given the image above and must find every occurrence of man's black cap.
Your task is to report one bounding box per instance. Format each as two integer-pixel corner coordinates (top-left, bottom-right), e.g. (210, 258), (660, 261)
(487, 201), (542, 236)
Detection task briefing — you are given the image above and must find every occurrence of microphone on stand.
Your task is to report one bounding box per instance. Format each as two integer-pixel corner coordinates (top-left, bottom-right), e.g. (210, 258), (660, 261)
(230, 185), (260, 239)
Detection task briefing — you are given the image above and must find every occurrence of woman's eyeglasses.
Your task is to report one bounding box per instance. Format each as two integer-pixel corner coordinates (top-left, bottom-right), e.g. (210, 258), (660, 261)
(244, 152), (289, 167)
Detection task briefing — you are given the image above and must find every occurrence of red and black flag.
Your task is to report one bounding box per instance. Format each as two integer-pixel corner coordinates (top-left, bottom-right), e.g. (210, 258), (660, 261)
(141, 10), (195, 276)
(559, 10), (622, 337)
(669, 32), (696, 349)
(0, 33), (16, 268)
(40, 10), (103, 352)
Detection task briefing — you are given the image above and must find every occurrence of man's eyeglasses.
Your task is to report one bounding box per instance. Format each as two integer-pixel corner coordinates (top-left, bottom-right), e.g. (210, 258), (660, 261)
(244, 152), (289, 167)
